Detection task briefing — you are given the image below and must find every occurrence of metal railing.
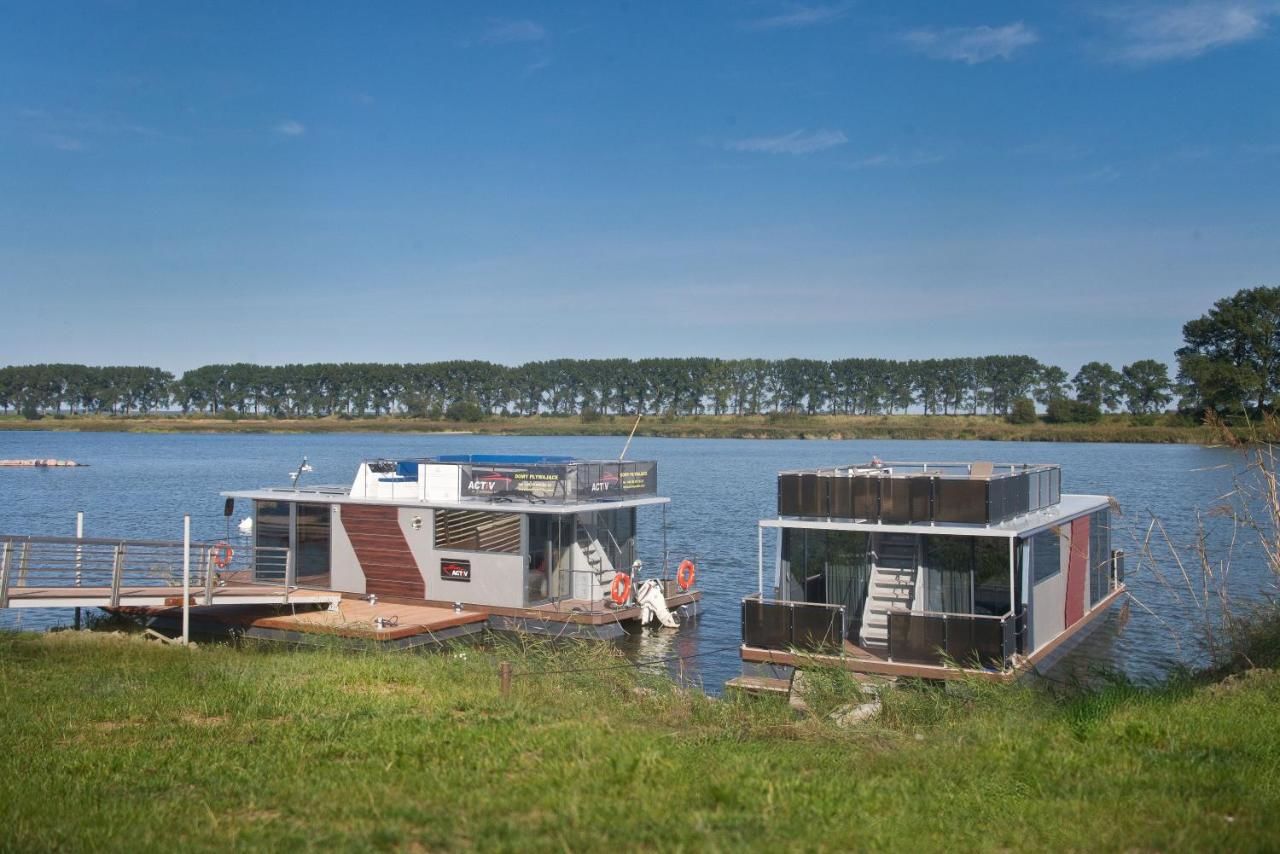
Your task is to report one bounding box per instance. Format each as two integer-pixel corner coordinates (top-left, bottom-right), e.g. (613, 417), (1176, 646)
(741, 595), (846, 653)
(887, 607), (1023, 669)
(0, 533), (292, 609)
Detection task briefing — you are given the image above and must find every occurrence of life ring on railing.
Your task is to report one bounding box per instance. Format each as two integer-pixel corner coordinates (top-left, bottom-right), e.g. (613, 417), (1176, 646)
(609, 572), (632, 605)
(677, 559), (696, 591)
(212, 542), (234, 568)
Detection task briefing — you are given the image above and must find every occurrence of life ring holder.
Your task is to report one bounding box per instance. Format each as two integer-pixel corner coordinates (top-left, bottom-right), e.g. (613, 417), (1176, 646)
(212, 542), (234, 569)
(609, 572), (632, 605)
(676, 559), (696, 591)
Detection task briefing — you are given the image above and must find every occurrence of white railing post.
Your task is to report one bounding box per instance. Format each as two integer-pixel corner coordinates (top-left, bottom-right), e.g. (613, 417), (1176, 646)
(109, 543), (124, 607)
(757, 524), (764, 596)
(75, 511), (85, 629)
(182, 515), (191, 646)
(75, 511), (84, 587)
(0, 540), (11, 609)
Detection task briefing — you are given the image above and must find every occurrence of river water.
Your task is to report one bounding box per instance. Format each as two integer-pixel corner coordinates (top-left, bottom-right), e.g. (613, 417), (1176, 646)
(1, 431), (1270, 690)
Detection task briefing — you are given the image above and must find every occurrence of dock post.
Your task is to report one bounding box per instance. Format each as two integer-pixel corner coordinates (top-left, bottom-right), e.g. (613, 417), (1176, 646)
(499, 661), (512, 698)
(182, 515), (190, 646)
(75, 511), (83, 630)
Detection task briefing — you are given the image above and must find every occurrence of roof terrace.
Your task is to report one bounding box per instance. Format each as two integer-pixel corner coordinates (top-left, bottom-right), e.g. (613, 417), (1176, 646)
(777, 460), (1062, 526)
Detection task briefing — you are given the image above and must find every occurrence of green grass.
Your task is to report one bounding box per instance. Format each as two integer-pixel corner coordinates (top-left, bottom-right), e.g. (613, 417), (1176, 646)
(3, 631), (1279, 851)
(0, 412), (1215, 443)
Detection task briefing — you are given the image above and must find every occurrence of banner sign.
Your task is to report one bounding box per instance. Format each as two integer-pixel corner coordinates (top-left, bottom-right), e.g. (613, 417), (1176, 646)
(459, 461), (656, 501)
(440, 558), (471, 582)
(461, 465), (570, 499)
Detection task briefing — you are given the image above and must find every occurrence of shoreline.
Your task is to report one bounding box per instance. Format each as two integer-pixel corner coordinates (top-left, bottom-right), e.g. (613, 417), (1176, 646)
(0, 413), (1214, 443)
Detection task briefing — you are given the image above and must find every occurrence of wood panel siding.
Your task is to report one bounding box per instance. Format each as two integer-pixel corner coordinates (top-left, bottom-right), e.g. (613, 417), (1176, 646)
(340, 505), (425, 599)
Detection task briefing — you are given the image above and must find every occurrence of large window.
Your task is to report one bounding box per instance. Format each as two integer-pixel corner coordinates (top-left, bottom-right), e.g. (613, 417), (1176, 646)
(923, 536), (1011, 616)
(295, 503), (331, 587)
(1089, 508), (1112, 604)
(434, 509), (521, 553)
(1030, 528), (1062, 584)
(781, 529), (871, 630)
(254, 500), (290, 582)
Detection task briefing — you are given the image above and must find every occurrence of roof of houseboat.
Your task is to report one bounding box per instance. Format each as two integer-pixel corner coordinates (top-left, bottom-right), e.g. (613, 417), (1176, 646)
(223, 454), (670, 515)
(766, 460), (1113, 538)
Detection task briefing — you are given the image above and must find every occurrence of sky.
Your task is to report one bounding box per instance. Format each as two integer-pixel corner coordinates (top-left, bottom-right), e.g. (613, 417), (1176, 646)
(1, 1), (1278, 376)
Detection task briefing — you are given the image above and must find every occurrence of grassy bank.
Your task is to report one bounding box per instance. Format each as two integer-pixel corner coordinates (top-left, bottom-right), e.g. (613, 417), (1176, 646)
(0, 412), (1215, 443)
(2, 631), (1279, 851)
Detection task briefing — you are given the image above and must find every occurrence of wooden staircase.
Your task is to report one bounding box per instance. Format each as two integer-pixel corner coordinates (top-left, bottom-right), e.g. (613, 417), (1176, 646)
(859, 532), (918, 652)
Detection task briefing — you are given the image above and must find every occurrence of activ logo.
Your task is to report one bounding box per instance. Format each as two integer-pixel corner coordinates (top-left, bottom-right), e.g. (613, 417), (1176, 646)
(591, 473), (620, 492)
(468, 472), (513, 491)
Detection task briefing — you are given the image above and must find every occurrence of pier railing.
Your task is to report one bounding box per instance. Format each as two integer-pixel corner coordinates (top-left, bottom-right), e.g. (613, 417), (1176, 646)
(0, 534), (292, 608)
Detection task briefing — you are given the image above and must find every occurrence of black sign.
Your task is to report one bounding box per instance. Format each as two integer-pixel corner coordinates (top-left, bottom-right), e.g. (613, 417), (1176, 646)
(462, 465), (570, 500)
(440, 558), (471, 582)
(576, 462), (658, 498)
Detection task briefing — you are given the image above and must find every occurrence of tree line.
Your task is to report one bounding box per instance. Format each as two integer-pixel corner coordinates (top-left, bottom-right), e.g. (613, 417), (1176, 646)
(5, 285), (1275, 422)
(0, 356), (1174, 420)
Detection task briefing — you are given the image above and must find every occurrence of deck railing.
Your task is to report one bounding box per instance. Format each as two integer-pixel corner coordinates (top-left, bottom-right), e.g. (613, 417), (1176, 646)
(0, 534), (292, 608)
(886, 607), (1022, 669)
(741, 595), (846, 653)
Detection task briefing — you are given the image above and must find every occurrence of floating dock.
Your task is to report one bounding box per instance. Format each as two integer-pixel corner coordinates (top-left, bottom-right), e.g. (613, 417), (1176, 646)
(0, 459), (86, 467)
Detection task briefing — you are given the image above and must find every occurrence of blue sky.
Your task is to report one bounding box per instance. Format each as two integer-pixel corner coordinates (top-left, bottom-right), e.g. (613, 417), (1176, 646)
(1, 1), (1277, 375)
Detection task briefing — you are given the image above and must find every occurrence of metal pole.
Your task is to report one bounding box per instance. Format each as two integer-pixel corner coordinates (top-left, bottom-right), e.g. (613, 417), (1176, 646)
(75, 511), (83, 629)
(757, 524), (764, 596)
(182, 515), (190, 645)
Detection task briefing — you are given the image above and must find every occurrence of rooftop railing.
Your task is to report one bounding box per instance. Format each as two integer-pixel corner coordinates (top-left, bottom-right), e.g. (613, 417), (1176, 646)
(778, 462), (1062, 525)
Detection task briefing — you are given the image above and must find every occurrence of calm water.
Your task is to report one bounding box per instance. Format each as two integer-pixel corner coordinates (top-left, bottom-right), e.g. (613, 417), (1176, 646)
(0, 431), (1270, 690)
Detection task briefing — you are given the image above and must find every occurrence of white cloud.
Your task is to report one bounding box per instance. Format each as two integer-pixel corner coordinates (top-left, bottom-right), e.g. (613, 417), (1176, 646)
(846, 151), (945, 169)
(903, 21), (1039, 64)
(1100, 2), (1272, 63)
(480, 18), (547, 45)
(727, 129), (848, 155)
(273, 119), (306, 137)
(742, 3), (853, 31)
(47, 134), (84, 152)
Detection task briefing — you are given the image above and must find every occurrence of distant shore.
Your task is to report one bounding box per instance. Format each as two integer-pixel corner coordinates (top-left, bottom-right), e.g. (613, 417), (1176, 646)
(0, 413), (1217, 444)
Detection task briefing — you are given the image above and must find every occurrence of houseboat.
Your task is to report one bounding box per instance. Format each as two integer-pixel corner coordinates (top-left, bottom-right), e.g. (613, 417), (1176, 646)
(219, 454), (700, 641)
(738, 461), (1125, 682)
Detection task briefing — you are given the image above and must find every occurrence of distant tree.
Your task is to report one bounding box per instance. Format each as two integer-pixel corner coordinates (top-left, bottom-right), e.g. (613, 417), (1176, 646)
(1121, 360), (1173, 415)
(1033, 365), (1071, 407)
(1007, 397), (1038, 424)
(1177, 285), (1280, 414)
(1073, 361), (1125, 412)
(1044, 397), (1102, 424)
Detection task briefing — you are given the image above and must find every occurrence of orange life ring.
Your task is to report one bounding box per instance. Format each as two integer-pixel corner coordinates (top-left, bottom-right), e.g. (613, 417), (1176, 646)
(212, 542), (234, 568)
(609, 572), (632, 605)
(677, 559), (696, 591)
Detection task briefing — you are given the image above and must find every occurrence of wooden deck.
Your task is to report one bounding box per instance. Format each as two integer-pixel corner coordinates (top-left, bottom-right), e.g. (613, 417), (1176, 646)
(112, 586), (701, 645)
(741, 587), (1127, 683)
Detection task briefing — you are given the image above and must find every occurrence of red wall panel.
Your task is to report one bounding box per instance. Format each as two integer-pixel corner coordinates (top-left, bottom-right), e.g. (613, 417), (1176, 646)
(1065, 516), (1089, 626)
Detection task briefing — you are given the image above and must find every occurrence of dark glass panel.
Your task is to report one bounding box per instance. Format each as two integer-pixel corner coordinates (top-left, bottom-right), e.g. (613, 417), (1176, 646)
(828, 477), (854, 518)
(799, 474), (828, 516)
(853, 477), (879, 519)
(973, 537), (1012, 616)
(909, 476), (934, 522)
(934, 479), (988, 524)
(294, 503), (331, 588)
(254, 500), (290, 583)
(778, 474), (802, 516)
(1030, 529), (1061, 584)
(742, 600), (791, 649)
(791, 603), (844, 652)
(880, 478), (911, 523)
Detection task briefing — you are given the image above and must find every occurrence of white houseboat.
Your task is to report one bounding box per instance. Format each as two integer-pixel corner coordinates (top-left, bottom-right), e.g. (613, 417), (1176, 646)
(739, 461), (1125, 682)
(221, 454), (699, 641)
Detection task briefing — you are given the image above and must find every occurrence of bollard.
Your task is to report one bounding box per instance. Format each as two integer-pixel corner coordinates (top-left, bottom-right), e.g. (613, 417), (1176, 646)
(499, 661), (512, 698)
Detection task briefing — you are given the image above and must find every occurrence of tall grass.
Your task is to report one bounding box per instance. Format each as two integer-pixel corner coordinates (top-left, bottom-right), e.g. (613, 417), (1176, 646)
(4, 629), (1280, 851)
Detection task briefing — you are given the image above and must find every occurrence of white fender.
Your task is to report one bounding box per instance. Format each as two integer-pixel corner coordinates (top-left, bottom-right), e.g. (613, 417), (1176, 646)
(634, 579), (679, 629)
